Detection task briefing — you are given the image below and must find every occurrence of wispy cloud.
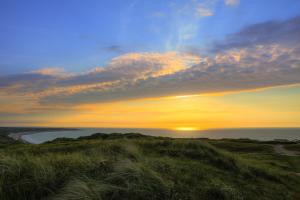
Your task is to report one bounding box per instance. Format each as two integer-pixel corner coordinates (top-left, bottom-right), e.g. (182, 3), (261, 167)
(29, 67), (68, 77)
(196, 5), (213, 17)
(102, 45), (126, 54)
(224, 0), (240, 6)
(165, 0), (215, 50)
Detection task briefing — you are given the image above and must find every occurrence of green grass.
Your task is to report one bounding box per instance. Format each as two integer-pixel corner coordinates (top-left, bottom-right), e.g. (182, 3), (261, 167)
(0, 133), (299, 200)
(285, 143), (300, 151)
(208, 139), (300, 173)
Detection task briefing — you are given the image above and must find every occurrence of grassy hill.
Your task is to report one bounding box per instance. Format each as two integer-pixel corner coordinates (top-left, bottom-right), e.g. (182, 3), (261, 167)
(0, 132), (299, 200)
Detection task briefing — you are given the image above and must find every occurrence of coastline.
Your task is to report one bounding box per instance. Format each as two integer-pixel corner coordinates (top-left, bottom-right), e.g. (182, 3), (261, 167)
(8, 132), (34, 144)
(6, 128), (79, 144)
(8, 128), (300, 145)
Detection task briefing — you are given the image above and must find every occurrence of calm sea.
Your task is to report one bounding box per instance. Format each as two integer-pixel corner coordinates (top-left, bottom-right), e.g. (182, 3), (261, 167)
(21, 128), (300, 144)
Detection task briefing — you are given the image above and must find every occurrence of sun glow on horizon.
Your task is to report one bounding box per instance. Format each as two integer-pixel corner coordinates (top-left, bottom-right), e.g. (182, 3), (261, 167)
(1, 85), (300, 129)
(174, 127), (199, 131)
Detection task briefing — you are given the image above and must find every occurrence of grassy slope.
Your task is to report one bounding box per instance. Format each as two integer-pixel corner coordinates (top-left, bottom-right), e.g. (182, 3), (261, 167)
(0, 133), (299, 200)
(208, 139), (300, 173)
(285, 143), (300, 151)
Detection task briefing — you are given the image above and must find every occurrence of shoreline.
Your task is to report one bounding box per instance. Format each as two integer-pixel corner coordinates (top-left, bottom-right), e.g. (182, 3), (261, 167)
(6, 129), (300, 157)
(6, 128), (79, 144)
(8, 132), (36, 144)
(7, 129), (300, 145)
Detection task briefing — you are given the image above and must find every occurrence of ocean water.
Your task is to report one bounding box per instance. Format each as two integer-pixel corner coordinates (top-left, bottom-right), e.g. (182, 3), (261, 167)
(21, 128), (300, 144)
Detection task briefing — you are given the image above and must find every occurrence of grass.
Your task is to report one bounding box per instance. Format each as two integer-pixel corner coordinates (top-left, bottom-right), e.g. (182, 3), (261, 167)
(208, 139), (300, 173)
(285, 143), (300, 151)
(0, 132), (299, 200)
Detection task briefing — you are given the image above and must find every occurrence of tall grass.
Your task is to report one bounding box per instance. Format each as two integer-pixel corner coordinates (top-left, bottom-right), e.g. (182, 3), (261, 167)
(0, 135), (299, 200)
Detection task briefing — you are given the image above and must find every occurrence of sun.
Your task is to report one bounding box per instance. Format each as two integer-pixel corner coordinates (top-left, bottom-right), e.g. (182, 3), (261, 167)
(174, 127), (198, 131)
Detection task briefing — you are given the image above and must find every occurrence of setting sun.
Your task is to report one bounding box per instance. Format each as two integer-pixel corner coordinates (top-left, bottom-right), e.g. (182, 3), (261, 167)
(174, 127), (199, 131)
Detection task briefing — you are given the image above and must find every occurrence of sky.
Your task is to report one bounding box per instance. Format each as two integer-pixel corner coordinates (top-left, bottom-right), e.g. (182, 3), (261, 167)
(0, 0), (300, 129)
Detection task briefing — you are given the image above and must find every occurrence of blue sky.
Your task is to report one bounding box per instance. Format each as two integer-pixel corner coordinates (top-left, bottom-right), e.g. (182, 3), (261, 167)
(1, 0), (300, 74)
(1, 0), (300, 128)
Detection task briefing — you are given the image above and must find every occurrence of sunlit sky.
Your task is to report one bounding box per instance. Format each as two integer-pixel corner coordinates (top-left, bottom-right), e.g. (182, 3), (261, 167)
(0, 0), (300, 129)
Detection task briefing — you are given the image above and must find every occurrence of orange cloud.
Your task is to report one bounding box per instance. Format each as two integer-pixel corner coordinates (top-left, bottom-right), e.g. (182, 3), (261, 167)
(29, 67), (68, 77)
(107, 52), (200, 79)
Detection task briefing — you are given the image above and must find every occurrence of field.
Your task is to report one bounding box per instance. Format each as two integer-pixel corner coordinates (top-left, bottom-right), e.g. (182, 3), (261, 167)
(0, 129), (299, 200)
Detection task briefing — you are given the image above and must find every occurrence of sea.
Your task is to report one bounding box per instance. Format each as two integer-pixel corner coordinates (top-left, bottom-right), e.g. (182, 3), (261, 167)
(21, 128), (300, 144)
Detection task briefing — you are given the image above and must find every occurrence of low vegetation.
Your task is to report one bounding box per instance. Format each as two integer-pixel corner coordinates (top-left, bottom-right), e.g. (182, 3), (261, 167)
(285, 143), (300, 151)
(0, 132), (299, 200)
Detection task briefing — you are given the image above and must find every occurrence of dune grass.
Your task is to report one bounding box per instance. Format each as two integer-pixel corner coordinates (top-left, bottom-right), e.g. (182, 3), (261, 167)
(285, 143), (300, 151)
(0, 133), (299, 200)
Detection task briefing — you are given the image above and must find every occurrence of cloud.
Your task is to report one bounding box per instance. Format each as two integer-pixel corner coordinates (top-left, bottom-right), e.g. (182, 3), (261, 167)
(225, 0), (239, 6)
(58, 52), (200, 87)
(196, 5), (213, 17)
(104, 52), (199, 78)
(0, 52), (200, 106)
(29, 67), (67, 77)
(41, 46), (300, 105)
(102, 45), (126, 54)
(212, 15), (300, 52)
(0, 72), (60, 93)
(164, 0), (217, 50)
(1, 15), (300, 111)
